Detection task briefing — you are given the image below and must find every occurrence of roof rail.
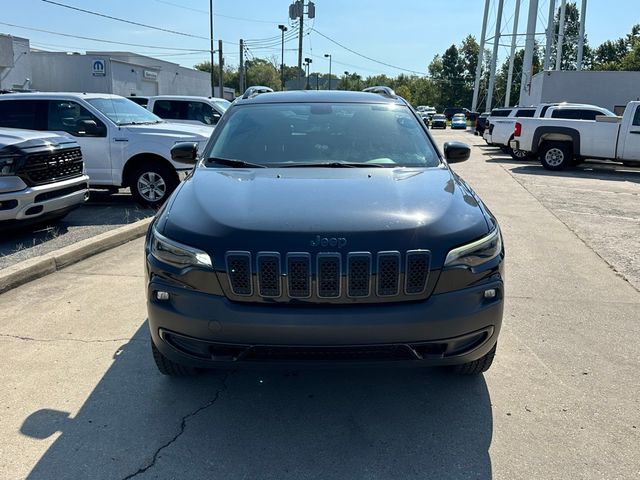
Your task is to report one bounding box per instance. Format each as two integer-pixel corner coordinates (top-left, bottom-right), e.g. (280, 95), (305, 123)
(242, 85), (274, 100)
(363, 86), (396, 98)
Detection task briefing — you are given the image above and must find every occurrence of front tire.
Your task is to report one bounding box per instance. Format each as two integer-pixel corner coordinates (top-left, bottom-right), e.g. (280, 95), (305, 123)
(130, 162), (178, 208)
(540, 142), (572, 171)
(452, 344), (496, 375)
(151, 340), (198, 376)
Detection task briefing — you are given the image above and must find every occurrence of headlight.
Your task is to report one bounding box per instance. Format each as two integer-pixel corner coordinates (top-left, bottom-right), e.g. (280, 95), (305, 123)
(444, 228), (502, 268)
(150, 227), (212, 268)
(0, 156), (19, 176)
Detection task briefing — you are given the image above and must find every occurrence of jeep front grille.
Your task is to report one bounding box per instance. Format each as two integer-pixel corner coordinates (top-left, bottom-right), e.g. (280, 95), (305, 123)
(224, 250), (431, 303)
(17, 147), (83, 186)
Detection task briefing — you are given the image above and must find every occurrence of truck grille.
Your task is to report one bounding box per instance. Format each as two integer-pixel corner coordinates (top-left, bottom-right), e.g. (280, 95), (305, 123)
(224, 250), (431, 303)
(18, 148), (83, 186)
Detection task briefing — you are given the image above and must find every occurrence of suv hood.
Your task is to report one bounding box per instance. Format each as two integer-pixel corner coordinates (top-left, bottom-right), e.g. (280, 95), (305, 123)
(161, 166), (491, 268)
(0, 128), (76, 149)
(125, 122), (211, 141)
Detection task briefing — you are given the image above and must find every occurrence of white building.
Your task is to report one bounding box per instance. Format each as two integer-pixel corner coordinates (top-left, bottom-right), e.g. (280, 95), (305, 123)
(520, 70), (640, 114)
(0, 34), (234, 99)
(0, 35), (33, 91)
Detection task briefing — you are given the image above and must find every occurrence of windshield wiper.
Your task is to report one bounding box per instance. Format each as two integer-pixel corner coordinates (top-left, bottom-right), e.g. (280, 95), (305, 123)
(208, 157), (267, 168)
(279, 162), (387, 168)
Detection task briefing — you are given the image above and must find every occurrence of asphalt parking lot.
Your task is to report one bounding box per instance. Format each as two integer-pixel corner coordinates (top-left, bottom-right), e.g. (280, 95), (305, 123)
(0, 190), (153, 270)
(0, 129), (638, 479)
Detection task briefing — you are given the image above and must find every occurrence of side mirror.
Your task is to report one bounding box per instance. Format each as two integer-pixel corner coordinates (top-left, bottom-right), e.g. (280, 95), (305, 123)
(171, 142), (199, 164)
(444, 141), (471, 163)
(77, 119), (104, 136)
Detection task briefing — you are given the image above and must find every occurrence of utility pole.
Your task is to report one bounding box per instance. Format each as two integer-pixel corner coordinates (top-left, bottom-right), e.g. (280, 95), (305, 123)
(324, 53), (332, 89)
(304, 57), (312, 89)
(239, 39), (244, 94)
(505, 0), (521, 107)
(209, 0), (215, 96)
(576, 0), (587, 70)
(486, 0), (505, 112)
(543, 0), (556, 70)
(519, 0), (539, 105)
(278, 24), (288, 90)
(218, 39), (223, 98)
(472, 0), (490, 112)
(289, 0), (315, 89)
(555, 0), (567, 70)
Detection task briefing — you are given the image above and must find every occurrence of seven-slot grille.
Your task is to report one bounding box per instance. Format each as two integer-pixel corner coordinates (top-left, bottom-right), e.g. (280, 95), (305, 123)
(225, 250), (431, 301)
(17, 148), (83, 186)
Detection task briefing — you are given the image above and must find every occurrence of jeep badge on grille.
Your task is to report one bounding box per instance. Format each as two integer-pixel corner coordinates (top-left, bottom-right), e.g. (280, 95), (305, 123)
(310, 235), (347, 248)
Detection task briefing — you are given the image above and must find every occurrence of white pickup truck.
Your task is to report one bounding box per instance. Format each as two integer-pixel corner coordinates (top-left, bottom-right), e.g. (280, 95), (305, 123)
(510, 101), (640, 170)
(488, 103), (616, 160)
(0, 93), (211, 206)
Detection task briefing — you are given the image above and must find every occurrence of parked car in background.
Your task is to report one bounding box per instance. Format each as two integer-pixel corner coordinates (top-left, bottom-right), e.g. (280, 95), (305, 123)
(423, 106), (437, 120)
(431, 114), (447, 129)
(127, 96), (149, 108)
(451, 113), (467, 130)
(443, 107), (471, 120)
(483, 108), (513, 146)
(146, 95), (231, 127)
(496, 103), (616, 160)
(0, 93), (211, 206)
(475, 112), (490, 136)
(511, 101), (639, 170)
(146, 89), (504, 377)
(0, 128), (89, 228)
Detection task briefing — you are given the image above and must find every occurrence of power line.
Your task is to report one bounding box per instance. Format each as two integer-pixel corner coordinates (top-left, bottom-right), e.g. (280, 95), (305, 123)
(153, 0), (283, 24)
(41, 0), (209, 40)
(311, 28), (425, 75)
(0, 21), (212, 51)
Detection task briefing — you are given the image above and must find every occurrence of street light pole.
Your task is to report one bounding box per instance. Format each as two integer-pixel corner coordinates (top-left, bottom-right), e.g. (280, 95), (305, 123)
(304, 57), (312, 89)
(278, 24), (288, 90)
(324, 53), (331, 89)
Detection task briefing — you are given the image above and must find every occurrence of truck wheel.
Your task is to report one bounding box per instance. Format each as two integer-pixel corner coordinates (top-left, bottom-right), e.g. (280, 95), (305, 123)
(509, 147), (529, 160)
(151, 340), (198, 376)
(130, 162), (178, 208)
(452, 344), (496, 375)
(540, 142), (572, 171)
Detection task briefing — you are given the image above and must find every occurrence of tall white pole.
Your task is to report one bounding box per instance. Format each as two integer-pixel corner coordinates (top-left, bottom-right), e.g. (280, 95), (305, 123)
(543, 0), (556, 70)
(505, 0), (522, 107)
(576, 0), (587, 70)
(486, 0), (505, 112)
(555, 0), (567, 70)
(519, 0), (539, 105)
(472, 0), (491, 112)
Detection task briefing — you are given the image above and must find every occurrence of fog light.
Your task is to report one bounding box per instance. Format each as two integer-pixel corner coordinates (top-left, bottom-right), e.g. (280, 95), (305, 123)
(156, 291), (170, 301)
(484, 289), (497, 299)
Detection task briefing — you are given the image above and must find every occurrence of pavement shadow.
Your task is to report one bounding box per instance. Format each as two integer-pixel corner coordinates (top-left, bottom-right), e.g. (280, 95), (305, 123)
(21, 323), (494, 480)
(503, 163), (640, 184)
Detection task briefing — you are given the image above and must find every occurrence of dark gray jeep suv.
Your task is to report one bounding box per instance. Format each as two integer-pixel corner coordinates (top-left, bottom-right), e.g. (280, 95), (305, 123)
(145, 89), (504, 376)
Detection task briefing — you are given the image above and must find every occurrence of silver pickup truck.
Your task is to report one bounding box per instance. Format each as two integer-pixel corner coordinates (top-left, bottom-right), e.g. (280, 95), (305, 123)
(0, 128), (89, 228)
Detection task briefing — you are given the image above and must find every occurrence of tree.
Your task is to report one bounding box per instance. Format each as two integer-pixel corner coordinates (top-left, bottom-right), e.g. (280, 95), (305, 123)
(551, 2), (591, 70)
(591, 24), (640, 71)
(394, 85), (413, 104)
(244, 58), (281, 90)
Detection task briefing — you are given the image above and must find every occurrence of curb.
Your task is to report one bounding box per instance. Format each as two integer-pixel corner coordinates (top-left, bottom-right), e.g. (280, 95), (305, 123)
(0, 217), (153, 294)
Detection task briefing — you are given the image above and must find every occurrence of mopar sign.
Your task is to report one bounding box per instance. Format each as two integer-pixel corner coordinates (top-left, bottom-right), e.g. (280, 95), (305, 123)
(92, 59), (106, 76)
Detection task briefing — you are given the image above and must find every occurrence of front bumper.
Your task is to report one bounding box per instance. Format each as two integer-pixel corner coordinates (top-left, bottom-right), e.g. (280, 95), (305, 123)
(0, 175), (89, 224)
(147, 278), (504, 368)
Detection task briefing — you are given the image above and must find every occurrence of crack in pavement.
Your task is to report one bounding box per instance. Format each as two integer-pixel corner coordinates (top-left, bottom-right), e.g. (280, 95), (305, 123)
(0, 333), (144, 343)
(121, 371), (233, 480)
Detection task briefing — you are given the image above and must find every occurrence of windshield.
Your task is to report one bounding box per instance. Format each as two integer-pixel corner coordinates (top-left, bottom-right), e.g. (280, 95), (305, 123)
(206, 103), (440, 168)
(213, 99), (231, 112)
(86, 97), (162, 125)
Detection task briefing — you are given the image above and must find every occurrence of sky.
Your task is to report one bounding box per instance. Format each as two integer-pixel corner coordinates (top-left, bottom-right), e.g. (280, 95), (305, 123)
(1, 0), (639, 77)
